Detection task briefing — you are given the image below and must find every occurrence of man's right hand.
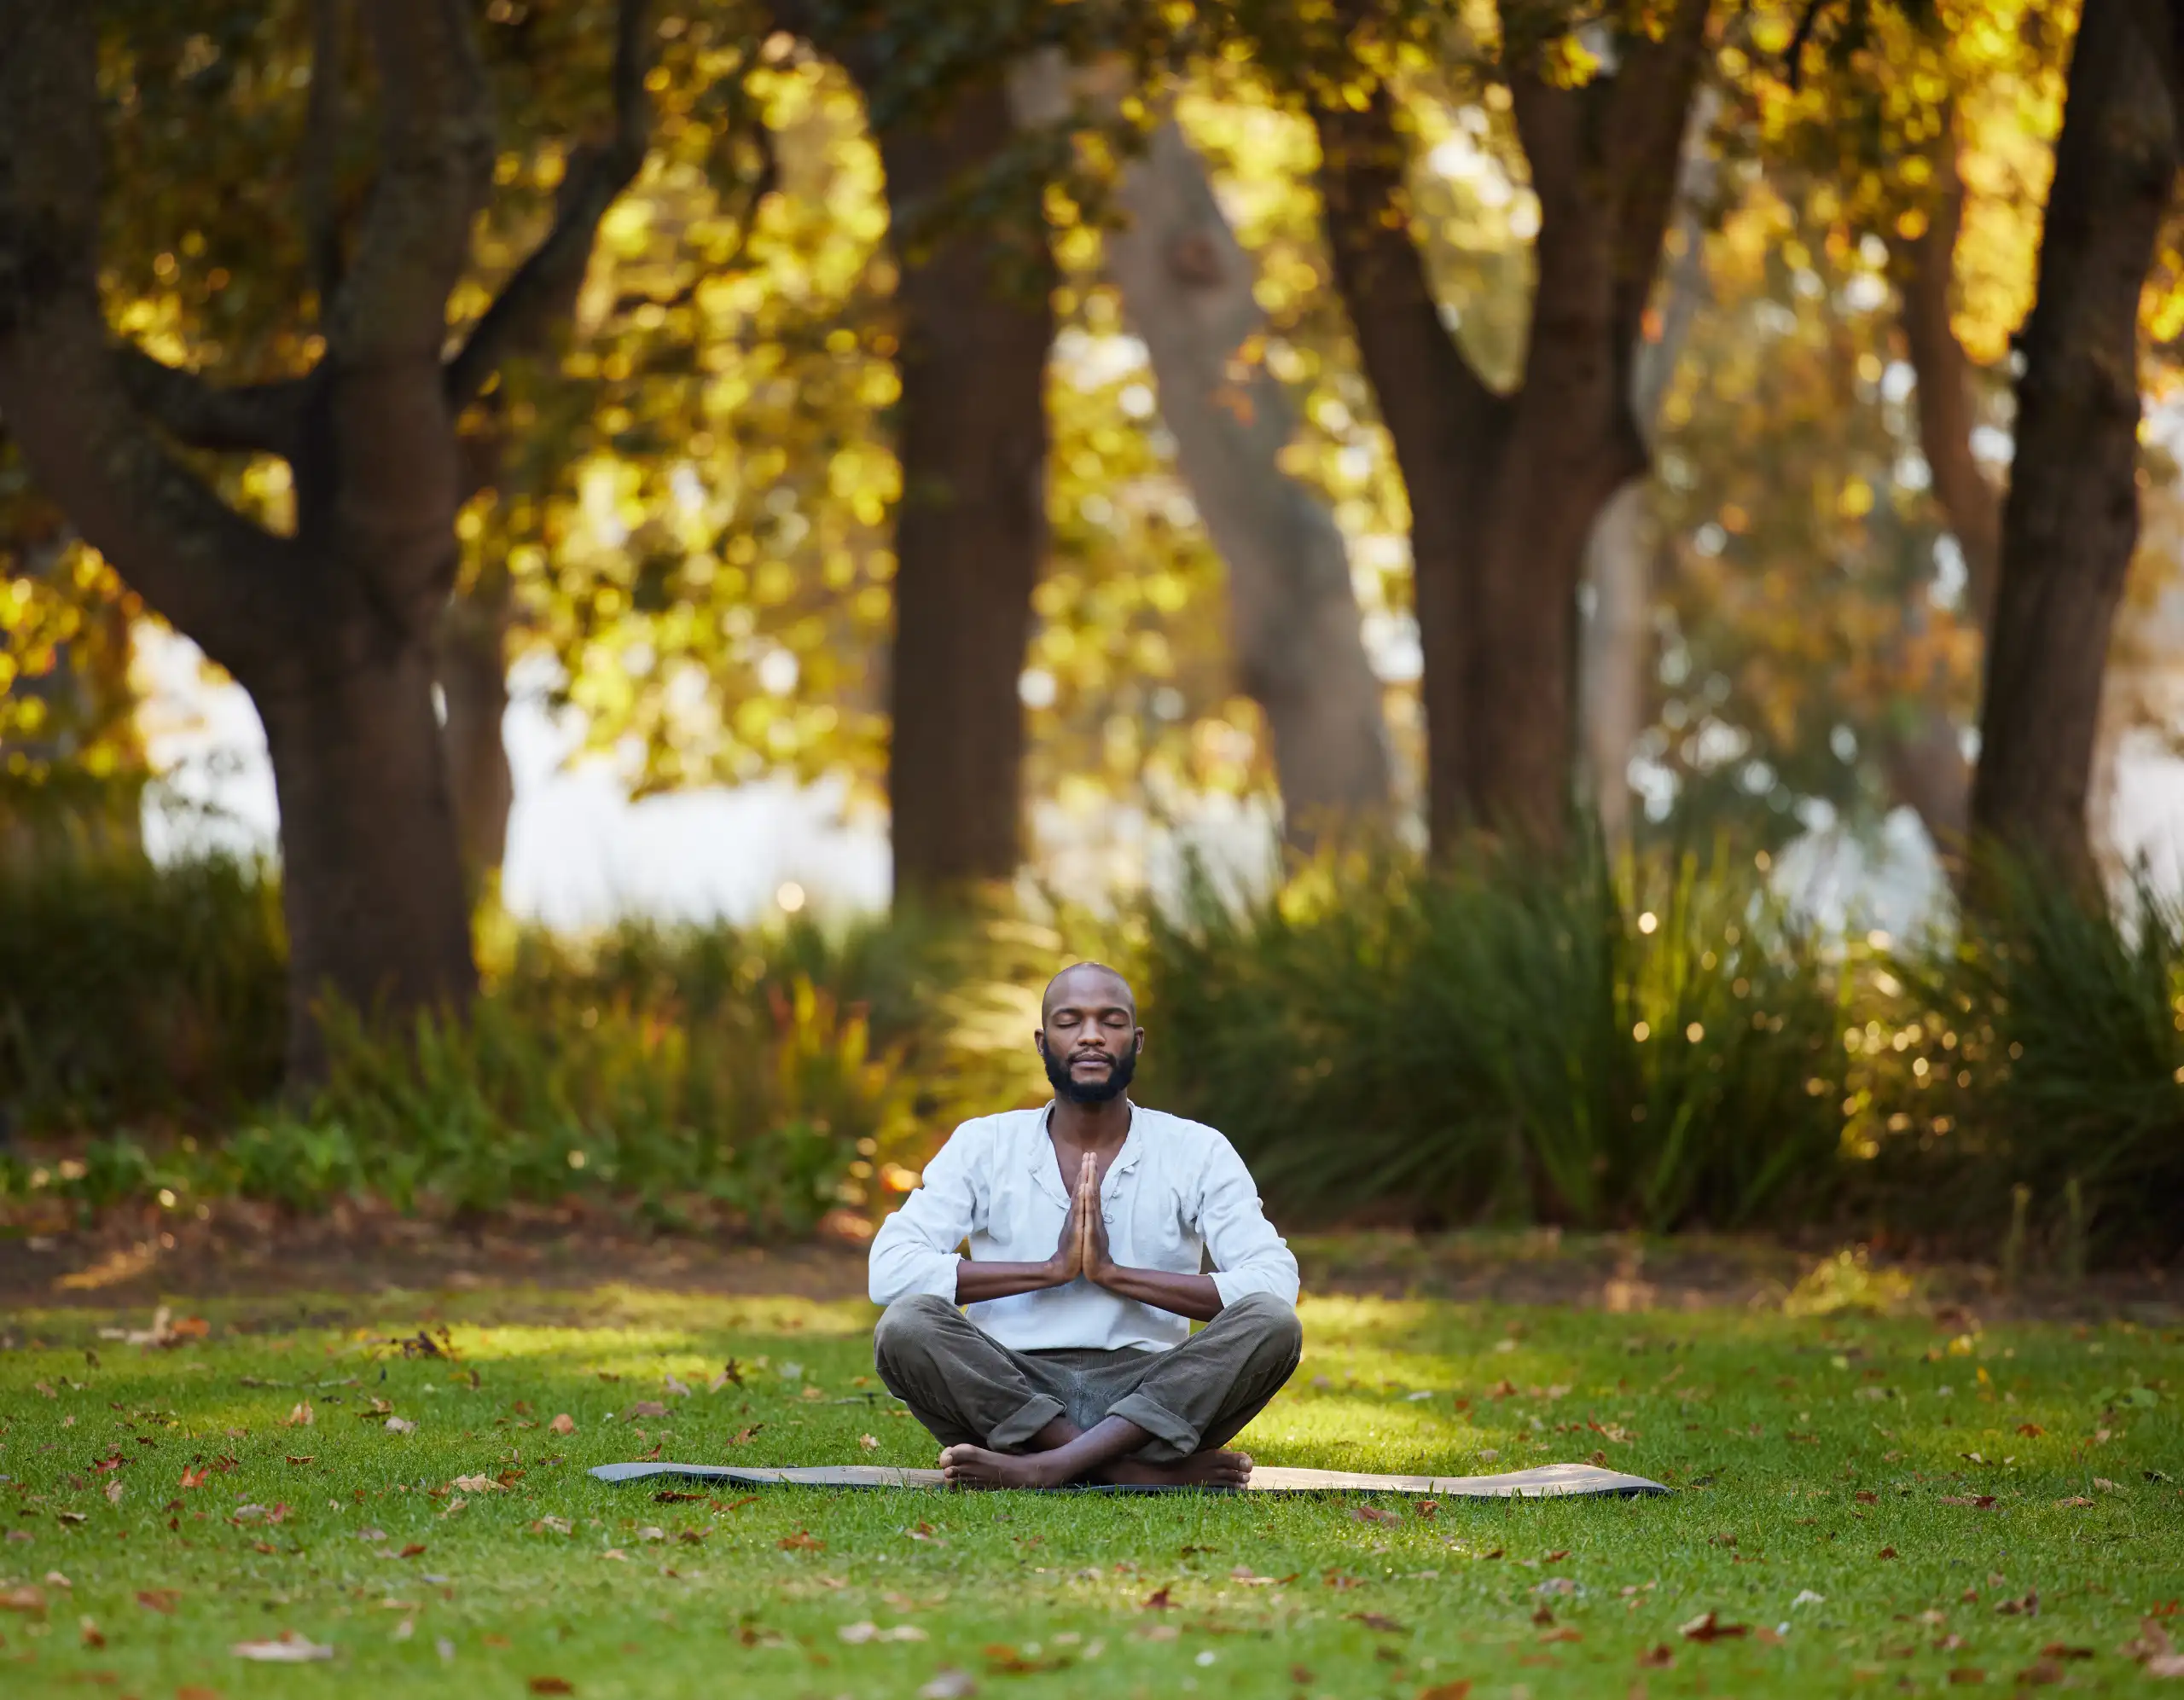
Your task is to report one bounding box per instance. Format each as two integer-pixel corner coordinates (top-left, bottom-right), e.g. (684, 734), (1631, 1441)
(1045, 1152), (1093, 1285)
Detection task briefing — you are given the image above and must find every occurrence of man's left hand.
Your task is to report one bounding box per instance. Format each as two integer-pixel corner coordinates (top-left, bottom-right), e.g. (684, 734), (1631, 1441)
(1076, 1154), (1117, 1285)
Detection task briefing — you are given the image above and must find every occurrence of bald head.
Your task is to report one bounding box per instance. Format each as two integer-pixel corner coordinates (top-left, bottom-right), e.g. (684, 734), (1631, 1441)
(1041, 962), (1136, 1025)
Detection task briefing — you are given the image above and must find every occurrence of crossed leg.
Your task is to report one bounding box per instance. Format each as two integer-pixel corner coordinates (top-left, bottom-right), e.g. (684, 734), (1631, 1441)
(873, 1292), (1301, 1489)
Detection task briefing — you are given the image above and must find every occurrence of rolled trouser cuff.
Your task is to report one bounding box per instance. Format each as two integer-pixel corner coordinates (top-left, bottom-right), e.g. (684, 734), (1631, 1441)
(1106, 1390), (1200, 1463)
(987, 1393), (1067, 1453)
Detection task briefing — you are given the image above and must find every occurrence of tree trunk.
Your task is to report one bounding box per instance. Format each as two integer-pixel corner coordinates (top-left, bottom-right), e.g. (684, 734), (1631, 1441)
(1577, 91), (1719, 850)
(0, 0), (651, 1082)
(1577, 481), (1652, 847)
(1885, 125), (2000, 851)
(1313, 1), (1711, 852)
(433, 582), (514, 887)
(1970, 0), (2177, 885)
(870, 81), (1054, 901)
(1102, 117), (1394, 850)
(255, 627), (476, 1078)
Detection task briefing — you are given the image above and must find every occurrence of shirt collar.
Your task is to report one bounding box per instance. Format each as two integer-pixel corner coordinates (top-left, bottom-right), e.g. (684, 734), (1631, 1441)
(1030, 1100), (1144, 1202)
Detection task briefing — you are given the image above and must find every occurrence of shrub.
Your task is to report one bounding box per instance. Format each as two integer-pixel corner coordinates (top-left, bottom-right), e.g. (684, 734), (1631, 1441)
(1136, 839), (1850, 1233)
(0, 850), (285, 1132)
(1864, 860), (2184, 1266)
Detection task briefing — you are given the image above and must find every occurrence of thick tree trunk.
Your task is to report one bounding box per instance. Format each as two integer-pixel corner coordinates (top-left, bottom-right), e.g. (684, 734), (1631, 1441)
(0, 0), (649, 1083)
(1313, 1), (1710, 852)
(255, 628), (475, 1078)
(871, 82), (1054, 901)
(1970, 0), (2177, 885)
(433, 583), (514, 885)
(1103, 118), (1394, 850)
(1315, 84), (1506, 851)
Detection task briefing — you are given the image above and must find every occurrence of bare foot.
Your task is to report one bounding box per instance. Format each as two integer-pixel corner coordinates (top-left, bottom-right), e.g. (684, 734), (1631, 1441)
(1097, 1450), (1253, 1490)
(938, 1444), (1079, 1489)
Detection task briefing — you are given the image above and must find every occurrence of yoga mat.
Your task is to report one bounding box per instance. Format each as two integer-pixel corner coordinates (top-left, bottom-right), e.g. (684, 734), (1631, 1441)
(590, 1459), (1667, 1498)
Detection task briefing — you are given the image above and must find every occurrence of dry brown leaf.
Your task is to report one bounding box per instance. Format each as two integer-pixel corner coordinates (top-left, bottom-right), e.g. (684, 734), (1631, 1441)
(730, 1425), (764, 1446)
(1417, 1683), (1472, 1700)
(858, 1434), (880, 1451)
(3, 1587), (49, 1616)
(624, 1401), (667, 1419)
(549, 1413), (576, 1436)
(1539, 1627), (1583, 1644)
(1350, 1505), (1401, 1526)
(1542, 1549), (1571, 1563)
(1878, 1546), (1898, 1559)
(1141, 1587), (1174, 1610)
(1636, 1645), (1675, 1668)
(1948, 1670), (1987, 1685)
(527, 1680), (574, 1695)
(1350, 1612), (1408, 1633)
(2017, 1423), (2045, 1437)
(778, 1530), (823, 1552)
(282, 1402), (313, 1429)
(398, 1543), (427, 1559)
(1680, 1612), (1749, 1643)
(136, 1589), (180, 1614)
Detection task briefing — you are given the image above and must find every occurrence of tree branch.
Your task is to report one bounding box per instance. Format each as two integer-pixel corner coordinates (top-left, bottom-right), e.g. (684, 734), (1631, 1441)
(0, 0), (296, 676)
(113, 345), (310, 460)
(2129, 0), (2184, 135)
(331, 0), (495, 363)
(300, 0), (351, 310)
(444, 0), (654, 409)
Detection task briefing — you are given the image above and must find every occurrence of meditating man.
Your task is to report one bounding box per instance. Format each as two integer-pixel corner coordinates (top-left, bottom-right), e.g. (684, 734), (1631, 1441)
(868, 961), (1301, 1488)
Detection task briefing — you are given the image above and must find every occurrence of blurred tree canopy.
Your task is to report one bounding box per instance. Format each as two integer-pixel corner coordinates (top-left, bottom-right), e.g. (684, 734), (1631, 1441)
(6, 0), (2184, 1024)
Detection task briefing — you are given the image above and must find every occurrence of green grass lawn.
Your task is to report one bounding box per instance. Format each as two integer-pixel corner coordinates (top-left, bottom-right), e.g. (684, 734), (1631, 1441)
(1, 1285), (2179, 1697)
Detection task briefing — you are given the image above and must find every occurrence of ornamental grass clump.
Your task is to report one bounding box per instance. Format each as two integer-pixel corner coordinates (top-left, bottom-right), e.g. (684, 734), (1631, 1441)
(1136, 839), (1850, 1234)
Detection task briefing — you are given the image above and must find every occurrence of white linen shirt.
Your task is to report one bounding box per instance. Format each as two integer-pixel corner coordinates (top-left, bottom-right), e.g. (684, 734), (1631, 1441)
(868, 1102), (1299, 1353)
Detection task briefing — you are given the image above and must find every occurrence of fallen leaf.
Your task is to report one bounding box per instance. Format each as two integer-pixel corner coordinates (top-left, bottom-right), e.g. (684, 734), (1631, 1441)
(1948, 1670), (1986, 1685)
(398, 1544), (427, 1559)
(1418, 1685), (1472, 1700)
(2095, 1477), (2123, 1493)
(778, 1530), (823, 1552)
(917, 1669), (977, 1699)
(1681, 1612), (1750, 1643)
(179, 1465), (208, 1489)
(625, 1401), (667, 1420)
(859, 1434), (880, 1451)
(136, 1589), (180, 1613)
(80, 1615), (104, 1647)
(1350, 1505), (1401, 1526)
(1539, 1627), (1583, 1644)
(1854, 1490), (1879, 1505)
(1636, 1645), (1675, 1668)
(2017, 1423), (2045, 1437)
(1414, 1500), (1439, 1518)
(385, 1417), (417, 1435)
(286, 1455), (314, 1467)
(2055, 1495), (2094, 1508)
(527, 1680), (573, 1695)
(1939, 1496), (1997, 1510)
(731, 1425), (765, 1446)
(232, 1634), (334, 1662)
(2016, 1658), (2066, 1685)
(450, 1475), (502, 1493)
(104, 1480), (124, 1506)
(549, 1413), (576, 1435)
(1878, 1546), (1898, 1559)
(1141, 1587), (1175, 1610)
(2040, 1644), (2094, 1661)
(1323, 1570), (1362, 1590)
(283, 1402), (313, 1428)
(531, 1516), (572, 1535)
(1542, 1549), (1571, 1563)
(1350, 1612), (1408, 1633)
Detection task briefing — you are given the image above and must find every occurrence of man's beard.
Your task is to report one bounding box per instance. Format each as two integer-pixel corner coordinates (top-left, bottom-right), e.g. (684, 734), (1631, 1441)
(1042, 1036), (1139, 1105)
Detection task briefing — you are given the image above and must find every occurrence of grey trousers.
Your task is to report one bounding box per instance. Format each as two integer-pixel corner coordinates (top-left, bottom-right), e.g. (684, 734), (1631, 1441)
(872, 1291), (1302, 1464)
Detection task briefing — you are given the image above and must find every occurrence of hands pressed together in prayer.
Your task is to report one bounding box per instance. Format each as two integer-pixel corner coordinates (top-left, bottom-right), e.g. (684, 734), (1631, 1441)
(950, 1146), (1223, 1320)
(1046, 1151), (1116, 1289)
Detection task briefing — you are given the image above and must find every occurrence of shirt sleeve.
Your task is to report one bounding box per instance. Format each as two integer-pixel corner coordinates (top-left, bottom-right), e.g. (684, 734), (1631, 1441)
(1194, 1131), (1300, 1309)
(867, 1120), (985, 1307)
